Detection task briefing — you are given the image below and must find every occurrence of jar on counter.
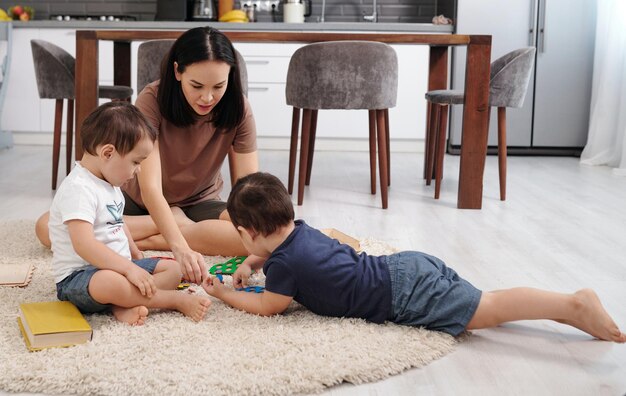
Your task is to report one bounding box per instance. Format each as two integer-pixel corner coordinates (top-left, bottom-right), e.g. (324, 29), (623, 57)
(283, 0), (304, 23)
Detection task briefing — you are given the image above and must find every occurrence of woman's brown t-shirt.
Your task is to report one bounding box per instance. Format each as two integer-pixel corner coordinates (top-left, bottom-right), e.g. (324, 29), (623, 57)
(123, 81), (257, 208)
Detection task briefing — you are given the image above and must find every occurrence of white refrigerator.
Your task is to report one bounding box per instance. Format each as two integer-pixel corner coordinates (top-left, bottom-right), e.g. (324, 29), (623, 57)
(448, 0), (597, 155)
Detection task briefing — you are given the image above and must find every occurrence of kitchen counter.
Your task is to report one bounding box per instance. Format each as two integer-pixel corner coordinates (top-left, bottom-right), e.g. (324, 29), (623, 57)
(11, 21), (453, 33)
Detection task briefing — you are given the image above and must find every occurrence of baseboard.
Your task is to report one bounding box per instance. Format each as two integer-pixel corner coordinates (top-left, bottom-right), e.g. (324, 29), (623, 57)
(12, 131), (426, 153)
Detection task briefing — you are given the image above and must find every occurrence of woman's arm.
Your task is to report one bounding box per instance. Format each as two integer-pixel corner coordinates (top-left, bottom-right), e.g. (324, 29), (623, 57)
(137, 140), (207, 283)
(228, 150), (259, 184)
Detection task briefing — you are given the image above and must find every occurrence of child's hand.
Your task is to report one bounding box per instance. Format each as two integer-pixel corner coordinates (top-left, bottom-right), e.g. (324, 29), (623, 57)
(124, 266), (157, 298)
(232, 263), (253, 289)
(201, 276), (226, 298)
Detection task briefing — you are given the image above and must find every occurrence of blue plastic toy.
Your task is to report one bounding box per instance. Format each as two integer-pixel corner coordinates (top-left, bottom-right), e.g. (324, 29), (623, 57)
(235, 286), (265, 293)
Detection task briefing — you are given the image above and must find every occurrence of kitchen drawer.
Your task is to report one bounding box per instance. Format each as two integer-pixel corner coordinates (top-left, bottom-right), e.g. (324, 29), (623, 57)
(247, 82), (292, 137)
(243, 55), (292, 83)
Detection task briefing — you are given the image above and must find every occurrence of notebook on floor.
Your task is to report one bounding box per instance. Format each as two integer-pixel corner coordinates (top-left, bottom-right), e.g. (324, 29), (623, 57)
(17, 301), (93, 351)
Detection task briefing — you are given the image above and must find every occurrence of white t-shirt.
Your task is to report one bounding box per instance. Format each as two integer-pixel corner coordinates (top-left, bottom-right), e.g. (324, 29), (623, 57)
(49, 162), (130, 283)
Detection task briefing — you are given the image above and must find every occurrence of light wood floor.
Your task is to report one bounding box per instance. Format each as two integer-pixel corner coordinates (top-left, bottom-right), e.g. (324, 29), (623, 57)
(1, 145), (625, 396)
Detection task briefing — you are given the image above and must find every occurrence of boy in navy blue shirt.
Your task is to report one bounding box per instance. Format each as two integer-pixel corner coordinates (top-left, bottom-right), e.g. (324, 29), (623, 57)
(202, 172), (625, 341)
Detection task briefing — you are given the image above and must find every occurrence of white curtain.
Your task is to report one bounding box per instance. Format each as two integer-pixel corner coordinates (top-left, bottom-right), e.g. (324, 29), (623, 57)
(580, 0), (626, 176)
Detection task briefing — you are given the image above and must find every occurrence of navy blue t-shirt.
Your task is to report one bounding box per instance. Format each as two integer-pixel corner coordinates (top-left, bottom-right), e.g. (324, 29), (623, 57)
(263, 220), (392, 323)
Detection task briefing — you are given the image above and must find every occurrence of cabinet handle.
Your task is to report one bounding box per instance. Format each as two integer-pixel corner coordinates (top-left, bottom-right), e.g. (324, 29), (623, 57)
(538, 0), (547, 53)
(248, 87), (270, 92)
(529, 0), (537, 47)
(246, 60), (270, 65)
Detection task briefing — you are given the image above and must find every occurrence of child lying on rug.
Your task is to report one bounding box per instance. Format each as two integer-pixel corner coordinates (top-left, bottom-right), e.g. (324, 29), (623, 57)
(202, 172), (626, 342)
(48, 102), (211, 325)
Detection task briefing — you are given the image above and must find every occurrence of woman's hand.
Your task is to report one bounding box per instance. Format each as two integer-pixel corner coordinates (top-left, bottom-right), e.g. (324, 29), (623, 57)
(232, 263), (253, 289)
(173, 247), (206, 284)
(201, 275), (226, 298)
(124, 266), (157, 298)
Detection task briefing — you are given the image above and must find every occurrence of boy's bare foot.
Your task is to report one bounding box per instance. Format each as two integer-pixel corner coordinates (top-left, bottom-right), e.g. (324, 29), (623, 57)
(566, 289), (626, 343)
(176, 294), (211, 322)
(112, 305), (149, 326)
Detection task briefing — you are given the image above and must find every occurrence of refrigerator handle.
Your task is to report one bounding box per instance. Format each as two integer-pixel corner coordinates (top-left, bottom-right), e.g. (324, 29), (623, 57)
(538, 0), (547, 52)
(529, 0), (538, 47)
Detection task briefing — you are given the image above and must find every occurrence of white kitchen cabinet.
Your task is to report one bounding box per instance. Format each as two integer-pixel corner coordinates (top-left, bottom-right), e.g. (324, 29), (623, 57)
(2, 28), (116, 140)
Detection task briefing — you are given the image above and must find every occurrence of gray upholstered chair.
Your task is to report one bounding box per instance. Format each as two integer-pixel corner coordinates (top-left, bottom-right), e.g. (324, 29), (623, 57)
(137, 39), (248, 187)
(286, 41), (398, 209)
(30, 39), (133, 190)
(424, 47), (536, 201)
(137, 39), (248, 96)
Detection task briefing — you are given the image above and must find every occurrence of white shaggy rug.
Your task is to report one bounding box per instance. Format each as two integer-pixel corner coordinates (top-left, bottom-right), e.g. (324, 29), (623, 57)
(0, 220), (456, 396)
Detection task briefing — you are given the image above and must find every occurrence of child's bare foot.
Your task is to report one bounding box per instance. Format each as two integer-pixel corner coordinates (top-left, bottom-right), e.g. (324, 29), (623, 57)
(566, 289), (626, 342)
(112, 305), (149, 326)
(176, 294), (211, 322)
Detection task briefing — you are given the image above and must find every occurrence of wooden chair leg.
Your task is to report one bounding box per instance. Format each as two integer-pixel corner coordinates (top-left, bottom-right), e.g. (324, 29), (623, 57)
(376, 109), (389, 209)
(52, 99), (63, 190)
(297, 109), (312, 206)
(66, 99), (74, 175)
(425, 102), (439, 186)
(305, 109), (318, 186)
(384, 109), (390, 186)
(434, 104), (448, 199)
(368, 110), (377, 194)
(287, 107), (300, 195)
(497, 107), (507, 201)
(423, 101), (432, 180)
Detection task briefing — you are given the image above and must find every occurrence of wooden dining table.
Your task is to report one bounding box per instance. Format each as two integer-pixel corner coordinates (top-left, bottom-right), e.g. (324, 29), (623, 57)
(75, 29), (491, 209)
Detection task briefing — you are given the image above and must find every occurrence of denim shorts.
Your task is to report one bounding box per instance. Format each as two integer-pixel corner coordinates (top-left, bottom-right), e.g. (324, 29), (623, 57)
(56, 257), (161, 314)
(386, 251), (482, 336)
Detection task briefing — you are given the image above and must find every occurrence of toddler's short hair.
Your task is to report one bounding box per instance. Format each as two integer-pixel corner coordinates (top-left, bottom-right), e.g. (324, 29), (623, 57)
(81, 101), (156, 156)
(227, 172), (294, 236)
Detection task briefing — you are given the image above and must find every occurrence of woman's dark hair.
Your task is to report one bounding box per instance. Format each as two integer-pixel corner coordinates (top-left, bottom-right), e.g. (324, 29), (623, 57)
(227, 172), (295, 236)
(158, 27), (245, 130)
(81, 101), (157, 156)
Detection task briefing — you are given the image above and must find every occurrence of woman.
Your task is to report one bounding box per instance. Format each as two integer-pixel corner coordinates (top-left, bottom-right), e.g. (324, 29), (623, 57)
(36, 27), (258, 284)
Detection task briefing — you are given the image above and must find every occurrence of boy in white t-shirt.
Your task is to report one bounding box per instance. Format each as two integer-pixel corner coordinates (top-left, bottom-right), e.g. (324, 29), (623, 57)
(49, 102), (211, 325)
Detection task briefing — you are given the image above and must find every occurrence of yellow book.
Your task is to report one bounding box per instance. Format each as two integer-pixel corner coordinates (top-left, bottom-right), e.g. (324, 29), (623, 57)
(17, 301), (92, 351)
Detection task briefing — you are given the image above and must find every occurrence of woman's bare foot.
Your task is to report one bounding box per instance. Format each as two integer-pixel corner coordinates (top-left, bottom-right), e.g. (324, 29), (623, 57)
(112, 305), (149, 326)
(175, 294), (211, 322)
(566, 289), (626, 342)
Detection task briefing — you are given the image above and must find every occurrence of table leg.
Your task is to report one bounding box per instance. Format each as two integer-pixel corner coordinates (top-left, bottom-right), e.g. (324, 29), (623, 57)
(457, 36), (491, 209)
(424, 46), (448, 180)
(75, 31), (99, 160)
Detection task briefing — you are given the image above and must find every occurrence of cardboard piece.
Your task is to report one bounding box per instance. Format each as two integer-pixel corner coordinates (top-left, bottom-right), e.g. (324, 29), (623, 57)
(320, 228), (361, 252)
(0, 262), (34, 287)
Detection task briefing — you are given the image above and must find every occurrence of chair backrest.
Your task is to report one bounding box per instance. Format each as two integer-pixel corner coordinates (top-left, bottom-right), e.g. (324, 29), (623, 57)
(136, 39), (248, 96)
(489, 47), (536, 108)
(286, 41), (398, 110)
(30, 39), (75, 100)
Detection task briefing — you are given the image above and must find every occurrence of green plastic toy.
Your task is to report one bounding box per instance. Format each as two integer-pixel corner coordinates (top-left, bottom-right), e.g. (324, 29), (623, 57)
(208, 256), (247, 275)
